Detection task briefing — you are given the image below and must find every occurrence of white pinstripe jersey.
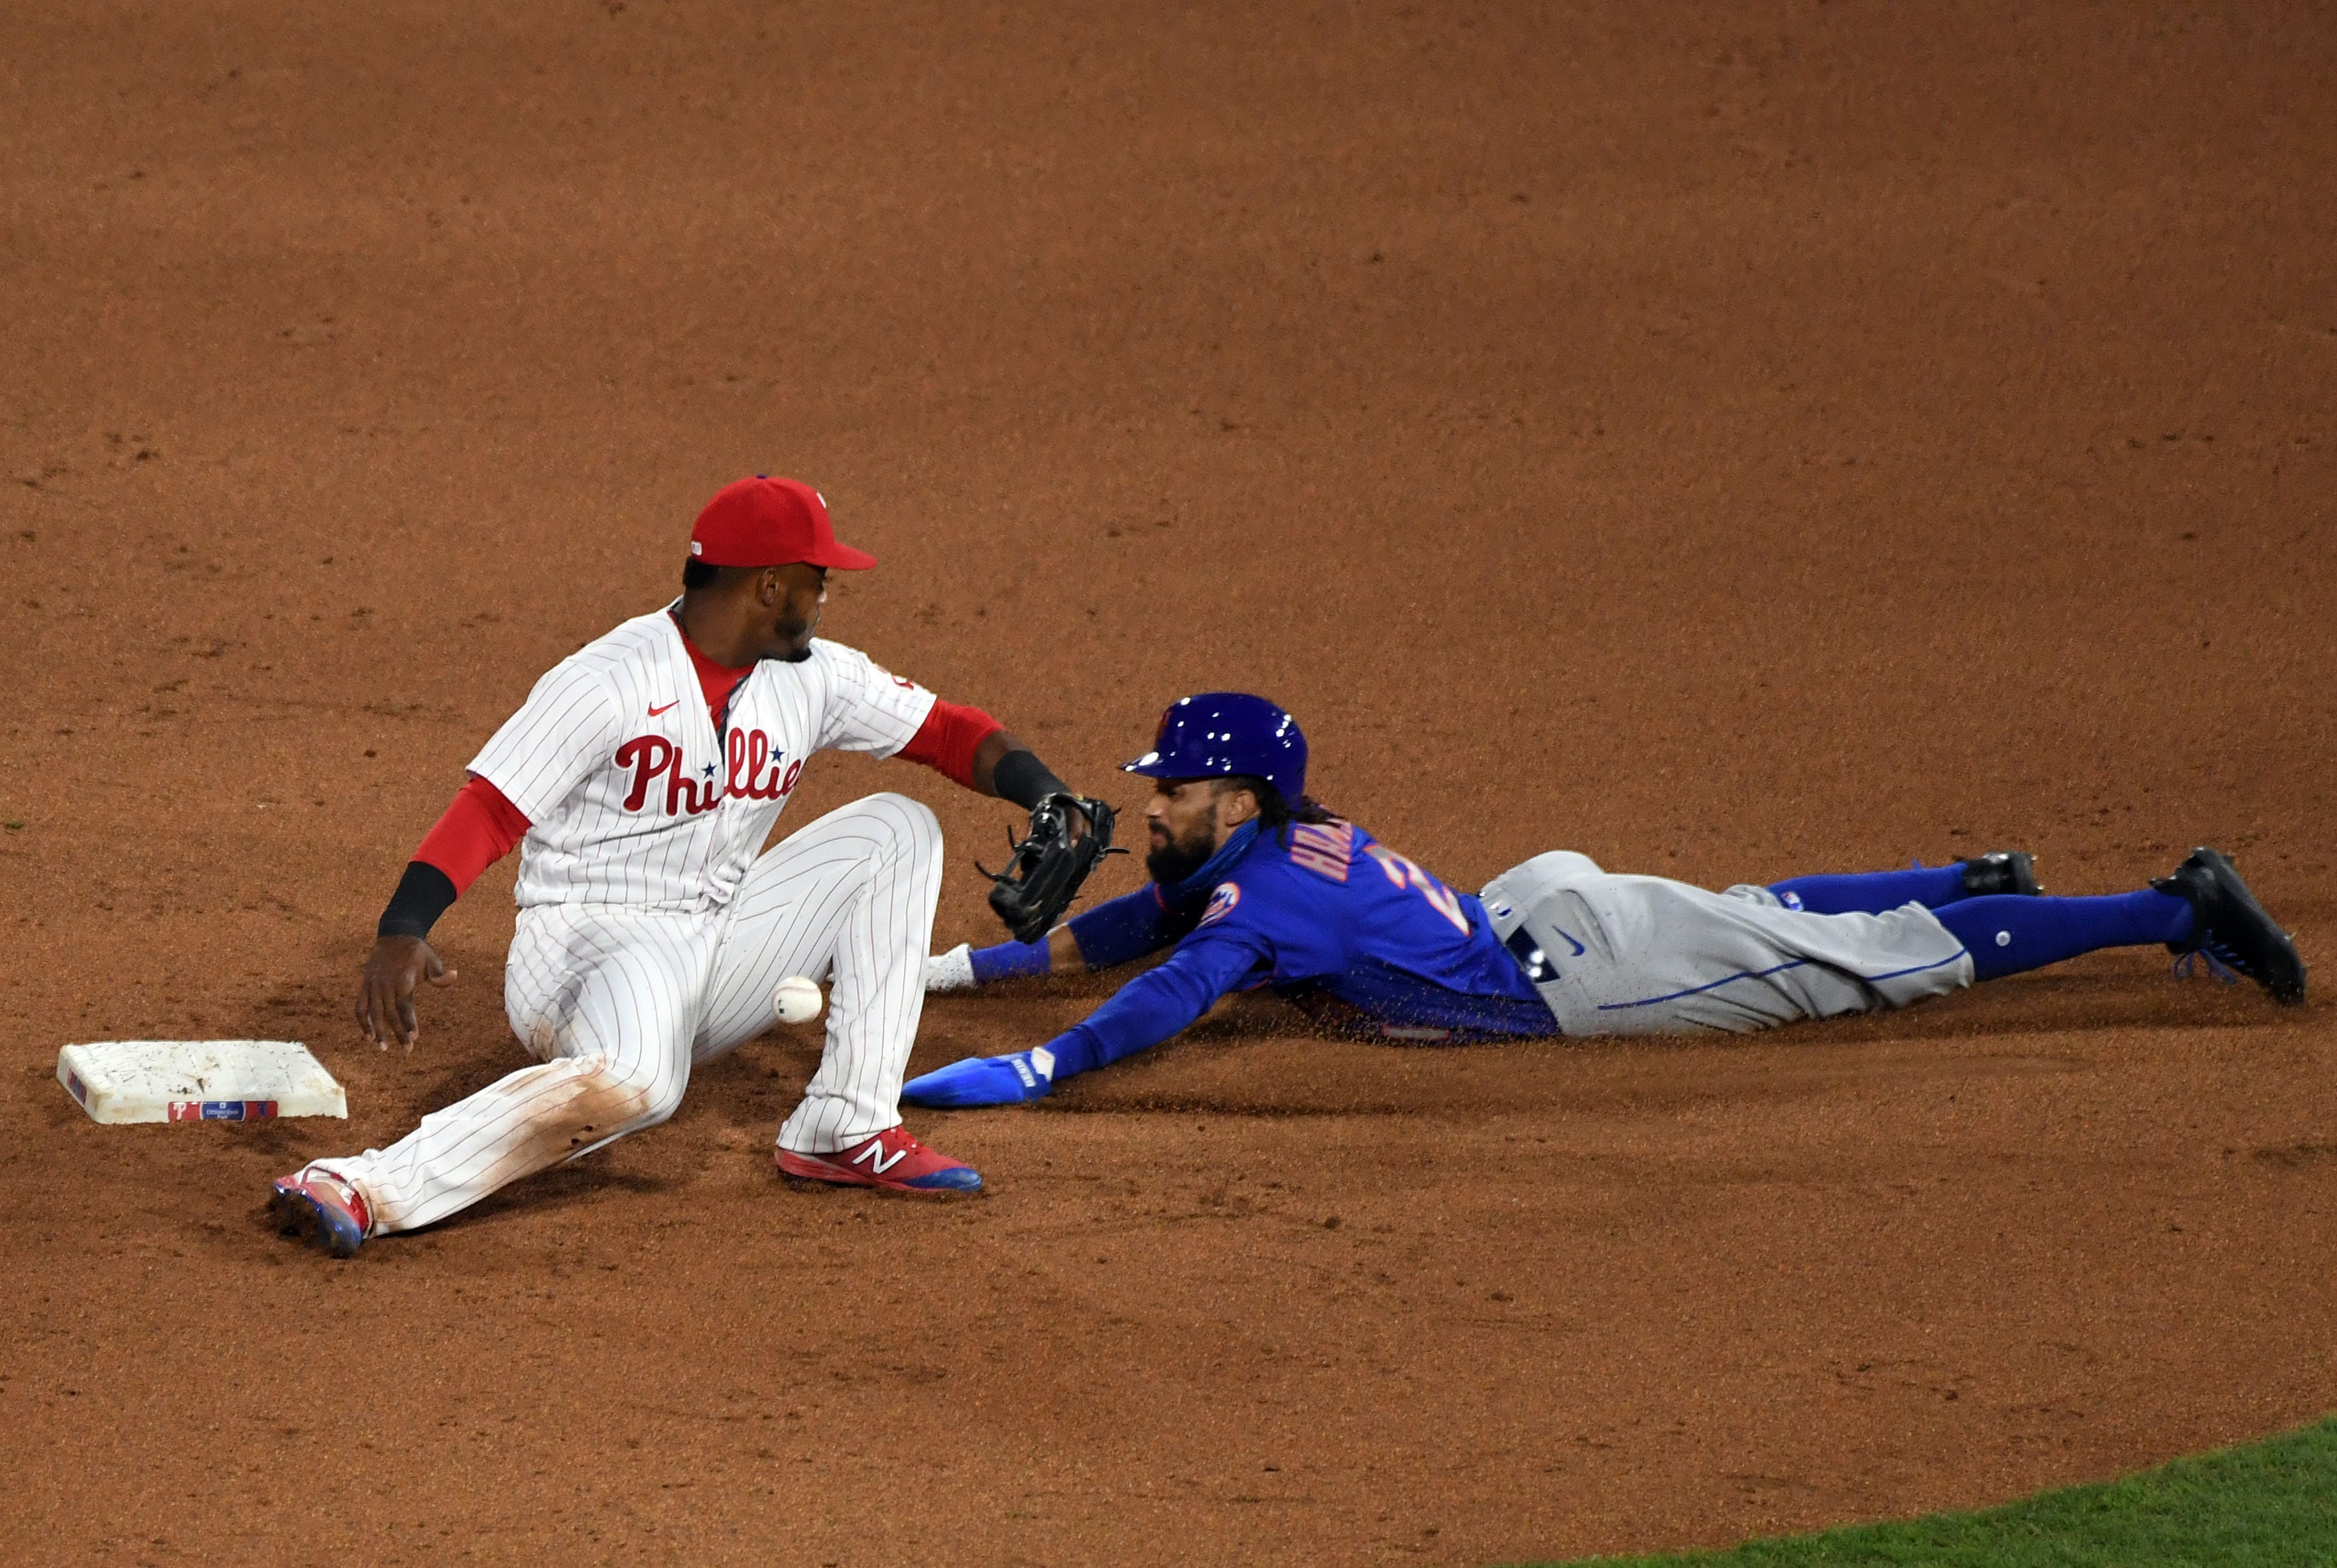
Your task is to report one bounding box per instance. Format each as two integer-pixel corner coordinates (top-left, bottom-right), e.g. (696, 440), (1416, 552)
(468, 607), (936, 911)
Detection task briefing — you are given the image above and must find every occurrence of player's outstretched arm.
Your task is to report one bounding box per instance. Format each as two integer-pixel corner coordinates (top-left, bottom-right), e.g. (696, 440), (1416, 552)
(900, 703), (1092, 827)
(893, 697), (1119, 942)
(905, 924), (1263, 1106)
(827, 650), (1100, 837)
(925, 925), (1082, 991)
(925, 884), (1205, 992)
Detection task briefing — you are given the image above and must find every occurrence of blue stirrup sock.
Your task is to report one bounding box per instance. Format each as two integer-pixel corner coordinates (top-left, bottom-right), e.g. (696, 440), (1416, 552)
(1933, 890), (2195, 982)
(1770, 862), (1968, 915)
(969, 939), (1051, 984)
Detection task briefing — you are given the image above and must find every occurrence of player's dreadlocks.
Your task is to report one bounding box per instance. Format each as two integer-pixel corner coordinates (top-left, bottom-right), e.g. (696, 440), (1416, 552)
(1214, 774), (1339, 830)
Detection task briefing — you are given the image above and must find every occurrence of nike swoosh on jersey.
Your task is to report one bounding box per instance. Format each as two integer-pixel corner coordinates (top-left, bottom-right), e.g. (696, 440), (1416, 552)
(648, 700), (680, 717)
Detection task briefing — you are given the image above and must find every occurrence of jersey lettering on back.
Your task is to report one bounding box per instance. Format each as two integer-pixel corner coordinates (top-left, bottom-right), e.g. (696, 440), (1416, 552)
(1183, 823), (1548, 1031)
(1361, 842), (1470, 935)
(1053, 821), (1557, 1071)
(1287, 821), (1355, 881)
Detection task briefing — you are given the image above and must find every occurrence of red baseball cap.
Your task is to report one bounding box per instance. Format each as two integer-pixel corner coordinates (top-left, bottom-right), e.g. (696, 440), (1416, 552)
(688, 476), (877, 570)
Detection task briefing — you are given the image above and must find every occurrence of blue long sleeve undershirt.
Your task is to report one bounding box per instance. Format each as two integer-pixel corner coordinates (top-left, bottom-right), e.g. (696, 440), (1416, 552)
(964, 884), (1203, 983)
(1068, 884), (1203, 969)
(1042, 925), (1275, 1077)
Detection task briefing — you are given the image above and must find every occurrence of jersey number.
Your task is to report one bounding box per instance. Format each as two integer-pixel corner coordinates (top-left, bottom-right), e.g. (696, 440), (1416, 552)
(1363, 845), (1470, 935)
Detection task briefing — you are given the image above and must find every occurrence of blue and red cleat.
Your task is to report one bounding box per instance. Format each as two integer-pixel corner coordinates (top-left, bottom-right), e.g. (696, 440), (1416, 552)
(268, 1168), (371, 1256)
(776, 1126), (983, 1193)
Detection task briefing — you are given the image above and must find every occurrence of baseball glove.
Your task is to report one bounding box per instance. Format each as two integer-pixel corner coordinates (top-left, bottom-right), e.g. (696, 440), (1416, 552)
(981, 794), (1121, 944)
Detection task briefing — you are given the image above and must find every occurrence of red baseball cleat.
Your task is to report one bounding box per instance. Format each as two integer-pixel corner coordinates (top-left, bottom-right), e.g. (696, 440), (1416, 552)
(268, 1168), (371, 1256)
(775, 1126), (983, 1194)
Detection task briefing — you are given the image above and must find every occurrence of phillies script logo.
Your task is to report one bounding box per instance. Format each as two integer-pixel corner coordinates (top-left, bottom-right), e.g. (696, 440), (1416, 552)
(615, 730), (804, 816)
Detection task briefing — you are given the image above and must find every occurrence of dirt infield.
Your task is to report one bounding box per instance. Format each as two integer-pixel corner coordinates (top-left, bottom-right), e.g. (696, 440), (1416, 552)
(5, 2), (2334, 1563)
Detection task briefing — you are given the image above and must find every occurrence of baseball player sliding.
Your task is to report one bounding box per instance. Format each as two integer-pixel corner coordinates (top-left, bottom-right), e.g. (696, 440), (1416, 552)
(268, 477), (1114, 1256)
(904, 692), (2306, 1106)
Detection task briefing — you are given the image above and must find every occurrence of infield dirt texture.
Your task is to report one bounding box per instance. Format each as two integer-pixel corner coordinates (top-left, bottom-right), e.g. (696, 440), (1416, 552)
(5, 4), (2334, 1565)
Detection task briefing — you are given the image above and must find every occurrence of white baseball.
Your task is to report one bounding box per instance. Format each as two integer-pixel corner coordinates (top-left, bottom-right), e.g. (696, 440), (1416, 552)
(769, 975), (824, 1026)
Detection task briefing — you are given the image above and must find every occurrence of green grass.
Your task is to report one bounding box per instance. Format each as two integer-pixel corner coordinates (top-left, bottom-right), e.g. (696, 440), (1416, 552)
(1529, 1416), (2337, 1567)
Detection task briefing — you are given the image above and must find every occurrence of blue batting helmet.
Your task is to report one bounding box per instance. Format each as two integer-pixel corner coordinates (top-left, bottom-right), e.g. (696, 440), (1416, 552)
(1121, 692), (1308, 801)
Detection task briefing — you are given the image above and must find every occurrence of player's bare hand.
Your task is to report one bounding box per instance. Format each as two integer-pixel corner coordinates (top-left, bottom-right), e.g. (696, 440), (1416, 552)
(356, 935), (458, 1052)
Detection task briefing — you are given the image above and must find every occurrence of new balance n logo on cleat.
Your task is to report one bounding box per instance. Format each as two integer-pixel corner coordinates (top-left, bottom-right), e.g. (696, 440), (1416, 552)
(849, 1140), (910, 1176)
(777, 1126), (984, 1195)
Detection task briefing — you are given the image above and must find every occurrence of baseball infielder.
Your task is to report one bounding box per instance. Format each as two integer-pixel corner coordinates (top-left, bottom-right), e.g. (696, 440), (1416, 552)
(903, 692), (2306, 1105)
(269, 477), (1107, 1256)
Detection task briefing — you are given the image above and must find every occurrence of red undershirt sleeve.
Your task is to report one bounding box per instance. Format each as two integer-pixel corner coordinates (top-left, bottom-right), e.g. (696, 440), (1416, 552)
(897, 699), (1005, 790)
(412, 774), (533, 895)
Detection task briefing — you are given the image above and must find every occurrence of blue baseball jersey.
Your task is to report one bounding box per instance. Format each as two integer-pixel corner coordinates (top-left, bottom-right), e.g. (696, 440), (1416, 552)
(1044, 819), (1556, 1080)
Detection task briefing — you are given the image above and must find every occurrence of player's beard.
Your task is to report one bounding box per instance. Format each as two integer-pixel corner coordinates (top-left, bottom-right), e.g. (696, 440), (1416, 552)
(1145, 818), (1217, 886)
(775, 609), (818, 662)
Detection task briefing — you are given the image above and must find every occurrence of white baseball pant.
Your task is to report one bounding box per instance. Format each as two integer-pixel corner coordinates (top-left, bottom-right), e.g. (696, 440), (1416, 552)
(316, 792), (943, 1235)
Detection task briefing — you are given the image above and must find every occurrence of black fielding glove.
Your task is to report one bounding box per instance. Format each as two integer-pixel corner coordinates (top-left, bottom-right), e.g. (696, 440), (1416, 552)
(981, 794), (1121, 943)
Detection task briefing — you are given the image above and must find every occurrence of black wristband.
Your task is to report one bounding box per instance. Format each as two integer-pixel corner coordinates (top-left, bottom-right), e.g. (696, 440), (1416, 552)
(991, 748), (1070, 812)
(377, 861), (458, 941)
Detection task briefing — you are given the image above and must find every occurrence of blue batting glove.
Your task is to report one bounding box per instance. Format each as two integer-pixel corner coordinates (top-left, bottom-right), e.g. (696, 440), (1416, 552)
(902, 1050), (1055, 1108)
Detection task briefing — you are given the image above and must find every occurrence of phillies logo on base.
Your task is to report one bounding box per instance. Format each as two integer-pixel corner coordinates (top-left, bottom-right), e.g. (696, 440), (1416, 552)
(615, 730), (803, 816)
(168, 1101), (278, 1121)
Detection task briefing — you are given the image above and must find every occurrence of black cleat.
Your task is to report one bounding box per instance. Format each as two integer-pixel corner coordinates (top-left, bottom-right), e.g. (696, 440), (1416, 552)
(1958, 851), (2042, 898)
(2151, 847), (2307, 1005)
